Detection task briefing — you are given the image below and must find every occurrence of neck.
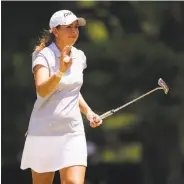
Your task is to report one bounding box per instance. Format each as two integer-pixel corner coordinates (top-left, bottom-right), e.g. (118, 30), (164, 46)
(55, 39), (74, 53)
(55, 39), (65, 52)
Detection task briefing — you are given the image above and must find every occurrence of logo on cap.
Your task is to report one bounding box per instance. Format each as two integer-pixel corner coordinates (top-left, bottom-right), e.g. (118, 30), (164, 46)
(64, 12), (72, 18)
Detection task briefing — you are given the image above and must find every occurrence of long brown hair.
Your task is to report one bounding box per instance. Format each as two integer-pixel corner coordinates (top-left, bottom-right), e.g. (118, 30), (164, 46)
(34, 25), (60, 52)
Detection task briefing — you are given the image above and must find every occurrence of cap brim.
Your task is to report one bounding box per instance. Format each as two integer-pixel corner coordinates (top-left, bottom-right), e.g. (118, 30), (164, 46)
(77, 17), (86, 26)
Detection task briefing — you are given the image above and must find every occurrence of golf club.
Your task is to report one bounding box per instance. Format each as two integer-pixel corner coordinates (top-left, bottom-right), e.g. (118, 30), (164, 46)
(97, 78), (169, 121)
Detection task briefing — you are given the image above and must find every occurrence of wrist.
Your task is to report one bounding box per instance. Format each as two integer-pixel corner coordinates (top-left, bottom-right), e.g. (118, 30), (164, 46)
(86, 108), (93, 116)
(59, 68), (65, 73)
(55, 70), (64, 78)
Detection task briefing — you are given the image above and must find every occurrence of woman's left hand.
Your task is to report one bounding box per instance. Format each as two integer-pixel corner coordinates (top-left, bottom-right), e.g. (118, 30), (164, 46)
(86, 110), (103, 128)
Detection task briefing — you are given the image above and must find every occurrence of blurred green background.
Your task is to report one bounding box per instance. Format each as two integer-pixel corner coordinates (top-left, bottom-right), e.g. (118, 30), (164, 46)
(2, 1), (184, 184)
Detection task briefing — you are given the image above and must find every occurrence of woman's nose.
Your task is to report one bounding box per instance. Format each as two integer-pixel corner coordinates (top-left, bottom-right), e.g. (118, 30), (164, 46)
(71, 28), (77, 33)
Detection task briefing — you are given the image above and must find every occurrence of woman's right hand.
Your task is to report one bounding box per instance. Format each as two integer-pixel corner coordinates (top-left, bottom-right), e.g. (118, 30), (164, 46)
(60, 45), (72, 73)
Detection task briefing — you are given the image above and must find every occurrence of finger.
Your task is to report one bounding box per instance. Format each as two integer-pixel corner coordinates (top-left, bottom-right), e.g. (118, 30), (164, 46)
(94, 117), (102, 123)
(96, 120), (102, 125)
(90, 121), (102, 127)
(88, 116), (95, 123)
(93, 116), (99, 122)
(90, 122), (97, 128)
(63, 45), (71, 51)
(63, 45), (72, 55)
(94, 120), (102, 127)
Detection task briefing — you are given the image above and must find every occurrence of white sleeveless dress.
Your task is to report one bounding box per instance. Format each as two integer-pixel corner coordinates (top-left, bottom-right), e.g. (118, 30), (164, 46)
(20, 42), (88, 173)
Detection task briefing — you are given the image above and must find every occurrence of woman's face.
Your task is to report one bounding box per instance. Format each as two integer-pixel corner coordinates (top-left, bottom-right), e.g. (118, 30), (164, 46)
(54, 20), (79, 46)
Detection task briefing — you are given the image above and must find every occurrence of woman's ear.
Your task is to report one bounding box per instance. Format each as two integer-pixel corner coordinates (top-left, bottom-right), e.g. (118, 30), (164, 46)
(52, 28), (58, 37)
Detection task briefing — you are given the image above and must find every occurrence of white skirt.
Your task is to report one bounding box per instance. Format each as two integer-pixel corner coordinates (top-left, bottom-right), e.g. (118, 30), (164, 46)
(20, 134), (87, 173)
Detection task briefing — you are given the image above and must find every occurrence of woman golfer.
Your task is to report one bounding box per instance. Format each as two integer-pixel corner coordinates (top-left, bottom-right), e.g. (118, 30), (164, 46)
(20, 10), (102, 184)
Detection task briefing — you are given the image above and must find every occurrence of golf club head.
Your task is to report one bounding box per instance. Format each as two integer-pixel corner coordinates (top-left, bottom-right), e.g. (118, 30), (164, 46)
(158, 78), (169, 94)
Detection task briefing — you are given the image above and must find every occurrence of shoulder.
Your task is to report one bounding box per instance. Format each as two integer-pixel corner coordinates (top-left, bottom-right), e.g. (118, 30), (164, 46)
(72, 46), (87, 69)
(32, 46), (55, 62)
(40, 46), (55, 58)
(72, 46), (86, 60)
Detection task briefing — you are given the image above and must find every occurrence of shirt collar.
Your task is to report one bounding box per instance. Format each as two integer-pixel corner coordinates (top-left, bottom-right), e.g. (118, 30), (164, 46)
(49, 42), (61, 58)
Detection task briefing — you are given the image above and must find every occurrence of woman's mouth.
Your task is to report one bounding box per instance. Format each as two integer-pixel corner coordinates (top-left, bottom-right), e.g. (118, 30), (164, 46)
(69, 36), (77, 39)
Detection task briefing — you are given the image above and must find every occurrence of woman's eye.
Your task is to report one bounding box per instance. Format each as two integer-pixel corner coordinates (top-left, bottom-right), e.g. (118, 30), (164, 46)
(67, 26), (78, 29)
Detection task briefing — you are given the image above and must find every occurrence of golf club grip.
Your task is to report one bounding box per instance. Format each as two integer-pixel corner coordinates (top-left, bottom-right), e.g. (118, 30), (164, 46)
(99, 110), (115, 120)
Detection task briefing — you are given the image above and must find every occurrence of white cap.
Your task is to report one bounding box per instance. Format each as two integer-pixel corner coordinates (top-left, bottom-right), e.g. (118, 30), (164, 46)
(49, 10), (86, 29)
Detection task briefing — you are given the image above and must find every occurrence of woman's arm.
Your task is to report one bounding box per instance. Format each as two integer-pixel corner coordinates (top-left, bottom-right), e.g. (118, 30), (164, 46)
(33, 65), (64, 98)
(33, 46), (72, 98)
(79, 93), (103, 128)
(78, 93), (92, 115)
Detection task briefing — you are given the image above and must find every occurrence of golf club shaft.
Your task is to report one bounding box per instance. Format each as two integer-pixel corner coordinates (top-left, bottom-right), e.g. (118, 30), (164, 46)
(99, 87), (163, 120)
